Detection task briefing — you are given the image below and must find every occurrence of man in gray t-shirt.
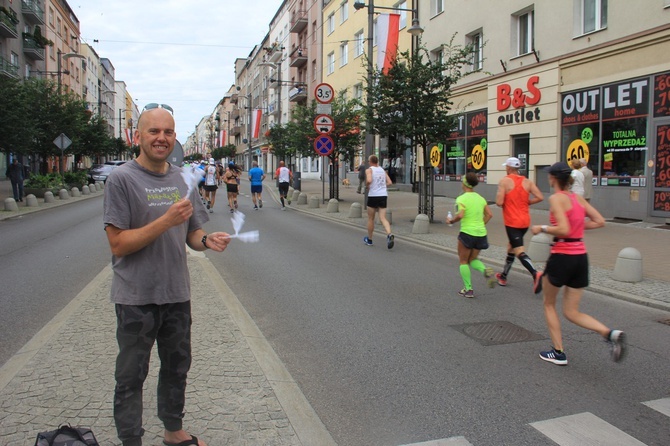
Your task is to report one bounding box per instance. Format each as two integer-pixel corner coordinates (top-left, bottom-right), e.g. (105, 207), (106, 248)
(104, 105), (230, 446)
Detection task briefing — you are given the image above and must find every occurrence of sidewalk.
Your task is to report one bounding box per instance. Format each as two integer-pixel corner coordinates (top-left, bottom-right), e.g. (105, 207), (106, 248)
(0, 175), (668, 445)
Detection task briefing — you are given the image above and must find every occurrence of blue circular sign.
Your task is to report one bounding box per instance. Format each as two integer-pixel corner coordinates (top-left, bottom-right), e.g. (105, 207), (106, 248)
(314, 135), (335, 156)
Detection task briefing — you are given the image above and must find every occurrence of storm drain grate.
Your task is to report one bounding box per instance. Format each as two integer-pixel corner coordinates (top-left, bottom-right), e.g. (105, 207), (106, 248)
(451, 321), (545, 346)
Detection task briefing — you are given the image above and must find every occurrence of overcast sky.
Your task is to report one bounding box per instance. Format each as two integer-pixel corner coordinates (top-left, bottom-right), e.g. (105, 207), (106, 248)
(73, 1), (283, 142)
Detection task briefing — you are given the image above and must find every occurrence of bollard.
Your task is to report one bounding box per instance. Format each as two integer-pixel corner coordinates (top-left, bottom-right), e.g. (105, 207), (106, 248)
(308, 195), (320, 209)
(292, 189), (301, 203)
(297, 192), (308, 205)
(613, 247), (643, 283)
(71, 187), (81, 197)
(327, 199), (339, 213)
(412, 214), (430, 234)
(82, 185), (91, 195)
(96, 182), (103, 191)
(44, 191), (55, 203)
(527, 233), (553, 263)
(25, 194), (38, 207)
(4, 197), (18, 211)
(58, 189), (70, 200)
(348, 202), (362, 218)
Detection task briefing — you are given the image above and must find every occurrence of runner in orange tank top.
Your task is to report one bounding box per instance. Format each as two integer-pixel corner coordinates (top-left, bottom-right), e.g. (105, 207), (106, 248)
(495, 157), (544, 292)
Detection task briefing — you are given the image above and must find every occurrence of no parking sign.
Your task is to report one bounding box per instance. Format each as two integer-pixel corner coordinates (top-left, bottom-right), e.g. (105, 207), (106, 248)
(314, 135), (335, 156)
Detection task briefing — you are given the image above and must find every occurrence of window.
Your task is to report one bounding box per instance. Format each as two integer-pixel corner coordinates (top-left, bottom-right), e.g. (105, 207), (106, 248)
(468, 31), (483, 71)
(340, 1), (348, 23)
(354, 31), (364, 57)
(327, 13), (335, 34)
(397, 1), (408, 29)
(431, 0), (444, 16)
(56, 17), (61, 36)
(48, 7), (54, 26)
(514, 9), (534, 56)
(431, 48), (444, 64)
(312, 21), (317, 43)
(354, 83), (364, 101)
(340, 42), (348, 67)
(582, 0), (607, 33)
(327, 52), (335, 75)
(312, 60), (317, 80)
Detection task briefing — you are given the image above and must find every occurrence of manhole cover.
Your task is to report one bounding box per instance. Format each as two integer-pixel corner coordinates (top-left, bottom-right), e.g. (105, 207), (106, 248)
(451, 321), (545, 346)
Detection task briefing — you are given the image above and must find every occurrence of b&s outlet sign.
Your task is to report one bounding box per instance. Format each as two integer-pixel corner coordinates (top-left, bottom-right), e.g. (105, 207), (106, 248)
(495, 75), (542, 126)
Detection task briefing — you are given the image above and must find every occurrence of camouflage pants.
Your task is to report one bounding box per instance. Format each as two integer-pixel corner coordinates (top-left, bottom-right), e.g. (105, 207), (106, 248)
(114, 302), (192, 445)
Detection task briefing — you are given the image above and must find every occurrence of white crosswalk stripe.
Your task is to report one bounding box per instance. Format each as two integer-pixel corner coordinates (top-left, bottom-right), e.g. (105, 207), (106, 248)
(642, 397), (670, 417)
(400, 438), (473, 446)
(530, 412), (646, 446)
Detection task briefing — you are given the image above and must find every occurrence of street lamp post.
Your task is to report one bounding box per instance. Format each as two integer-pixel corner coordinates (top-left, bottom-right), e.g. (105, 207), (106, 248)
(56, 49), (85, 94)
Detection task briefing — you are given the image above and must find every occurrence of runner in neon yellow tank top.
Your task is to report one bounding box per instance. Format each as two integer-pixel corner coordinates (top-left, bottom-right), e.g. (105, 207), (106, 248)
(446, 172), (496, 298)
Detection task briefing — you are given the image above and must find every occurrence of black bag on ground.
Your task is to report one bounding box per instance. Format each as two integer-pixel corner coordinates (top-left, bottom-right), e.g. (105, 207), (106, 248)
(34, 423), (99, 446)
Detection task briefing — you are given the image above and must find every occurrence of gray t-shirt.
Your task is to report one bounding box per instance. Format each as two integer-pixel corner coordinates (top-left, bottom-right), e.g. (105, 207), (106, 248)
(103, 161), (209, 305)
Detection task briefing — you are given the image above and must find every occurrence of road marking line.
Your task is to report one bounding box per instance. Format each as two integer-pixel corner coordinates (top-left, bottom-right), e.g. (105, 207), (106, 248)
(642, 398), (670, 417)
(399, 438), (473, 446)
(530, 412), (646, 446)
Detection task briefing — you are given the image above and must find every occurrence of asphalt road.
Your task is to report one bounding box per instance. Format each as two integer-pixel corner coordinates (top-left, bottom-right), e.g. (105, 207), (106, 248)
(1, 194), (668, 445)
(206, 193), (670, 446)
(0, 195), (110, 367)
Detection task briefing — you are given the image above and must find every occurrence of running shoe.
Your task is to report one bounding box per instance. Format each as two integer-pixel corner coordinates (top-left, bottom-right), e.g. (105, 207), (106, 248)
(259, 199), (263, 208)
(281, 206), (286, 211)
(254, 205), (258, 210)
(287, 197), (292, 205)
(458, 289), (475, 298)
(234, 200), (238, 209)
(206, 202), (210, 210)
(209, 208), (213, 213)
(484, 267), (496, 288)
(608, 330), (626, 362)
(539, 348), (567, 365)
(387, 234), (395, 249)
(230, 208), (234, 213)
(495, 272), (507, 287)
(533, 271), (544, 294)
(363, 236), (373, 246)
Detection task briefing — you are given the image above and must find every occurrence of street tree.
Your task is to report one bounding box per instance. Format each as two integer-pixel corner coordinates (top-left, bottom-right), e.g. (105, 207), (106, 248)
(365, 39), (476, 219)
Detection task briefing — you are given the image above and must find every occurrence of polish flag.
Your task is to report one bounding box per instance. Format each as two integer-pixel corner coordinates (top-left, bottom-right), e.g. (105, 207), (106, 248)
(251, 109), (262, 139)
(219, 130), (225, 146)
(377, 13), (400, 75)
(125, 128), (132, 145)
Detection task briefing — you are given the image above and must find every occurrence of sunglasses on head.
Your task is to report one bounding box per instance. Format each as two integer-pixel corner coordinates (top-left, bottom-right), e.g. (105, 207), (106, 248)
(142, 103), (174, 115)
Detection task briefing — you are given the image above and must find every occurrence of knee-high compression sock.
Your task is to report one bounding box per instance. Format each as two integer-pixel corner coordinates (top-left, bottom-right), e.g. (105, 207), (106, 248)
(459, 264), (472, 290)
(280, 197), (285, 206)
(502, 253), (515, 277)
(518, 252), (537, 277)
(470, 259), (486, 275)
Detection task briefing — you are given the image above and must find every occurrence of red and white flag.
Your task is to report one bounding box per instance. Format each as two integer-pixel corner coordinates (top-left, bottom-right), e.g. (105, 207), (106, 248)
(377, 13), (400, 75)
(219, 130), (225, 146)
(125, 128), (132, 145)
(251, 109), (262, 139)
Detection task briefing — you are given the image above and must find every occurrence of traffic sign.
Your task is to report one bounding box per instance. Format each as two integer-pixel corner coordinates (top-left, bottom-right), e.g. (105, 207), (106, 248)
(314, 114), (335, 135)
(315, 83), (334, 104)
(53, 133), (72, 150)
(314, 135), (335, 156)
(429, 143), (441, 168)
(316, 103), (332, 115)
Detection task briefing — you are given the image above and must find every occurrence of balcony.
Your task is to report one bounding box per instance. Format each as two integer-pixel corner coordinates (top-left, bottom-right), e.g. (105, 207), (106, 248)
(231, 109), (240, 119)
(232, 125), (242, 136)
(266, 43), (283, 63)
(0, 55), (19, 79)
(267, 101), (280, 116)
(21, 0), (44, 25)
(0, 9), (19, 38)
(290, 10), (307, 34)
(23, 37), (45, 60)
(230, 93), (238, 104)
(289, 86), (307, 103)
(289, 51), (307, 68)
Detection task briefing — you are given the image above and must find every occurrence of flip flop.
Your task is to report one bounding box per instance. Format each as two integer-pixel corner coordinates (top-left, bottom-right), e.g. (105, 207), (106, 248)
(163, 434), (200, 446)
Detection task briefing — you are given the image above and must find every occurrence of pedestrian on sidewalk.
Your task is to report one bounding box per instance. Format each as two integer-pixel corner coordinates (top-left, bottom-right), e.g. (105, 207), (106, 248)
(364, 155), (394, 249)
(104, 104), (231, 446)
(494, 157), (544, 292)
(446, 172), (494, 298)
(203, 158), (220, 213)
(5, 158), (24, 202)
(356, 161), (367, 194)
(531, 162), (625, 366)
(248, 161), (265, 210)
(579, 158), (593, 202)
(570, 158), (585, 197)
(275, 160), (293, 210)
(224, 162), (241, 213)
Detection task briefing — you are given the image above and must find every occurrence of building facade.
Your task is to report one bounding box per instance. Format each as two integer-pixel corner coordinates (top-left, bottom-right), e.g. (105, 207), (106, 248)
(419, 0), (670, 221)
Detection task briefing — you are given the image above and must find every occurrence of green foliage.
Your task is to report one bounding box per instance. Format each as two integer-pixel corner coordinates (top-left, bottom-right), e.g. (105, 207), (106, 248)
(62, 170), (87, 187)
(365, 38), (475, 156)
(24, 173), (64, 188)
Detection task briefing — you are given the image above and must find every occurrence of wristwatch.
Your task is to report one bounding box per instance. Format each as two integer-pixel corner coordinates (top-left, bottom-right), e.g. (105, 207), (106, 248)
(201, 234), (208, 249)
(541, 225), (548, 233)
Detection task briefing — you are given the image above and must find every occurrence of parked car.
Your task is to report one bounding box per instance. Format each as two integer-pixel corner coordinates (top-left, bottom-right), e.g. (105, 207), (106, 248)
(87, 160), (126, 184)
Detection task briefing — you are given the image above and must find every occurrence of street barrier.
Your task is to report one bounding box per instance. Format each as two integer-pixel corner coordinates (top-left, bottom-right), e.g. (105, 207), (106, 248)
(58, 189), (69, 200)
(297, 192), (308, 205)
(4, 197), (18, 211)
(44, 191), (55, 203)
(26, 194), (38, 207)
(71, 187), (81, 197)
(613, 247), (643, 283)
(291, 189), (301, 203)
(327, 199), (339, 213)
(412, 214), (430, 234)
(82, 185), (90, 195)
(527, 233), (552, 263)
(308, 195), (320, 209)
(348, 202), (362, 218)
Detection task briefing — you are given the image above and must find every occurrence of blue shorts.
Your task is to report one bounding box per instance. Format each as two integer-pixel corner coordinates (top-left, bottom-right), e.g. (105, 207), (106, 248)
(251, 185), (262, 194)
